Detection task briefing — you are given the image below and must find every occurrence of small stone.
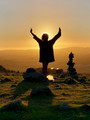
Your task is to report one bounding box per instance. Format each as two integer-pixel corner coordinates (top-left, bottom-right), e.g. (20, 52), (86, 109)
(81, 104), (90, 111)
(55, 85), (59, 87)
(11, 88), (16, 91)
(55, 87), (62, 90)
(59, 87), (62, 89)
(5, 74), (9, 76)
(66, 117), (72, 120)
(11, 85), (16, 87)
(4, 78), (11, 82)
(14, 82), (17, 84)
(60, 73), (67, 78)
(1, 78), (11, 83)
(53, 81), (61, 83)
(60, 104), (70, 108)
(79, 77), (86, 83)
(2, 100), (22, 111)
(62, 93), (66, 96)
(64, 78), (76, 84)
(0, 94), (10, 98)
(82, 76), (86, 79)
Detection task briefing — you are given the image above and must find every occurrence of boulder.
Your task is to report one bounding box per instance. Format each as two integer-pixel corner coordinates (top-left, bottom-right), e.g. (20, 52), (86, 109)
(30, 86), (54, 97)
(23, 68), (47, 82)
(23, 72), (47, 82)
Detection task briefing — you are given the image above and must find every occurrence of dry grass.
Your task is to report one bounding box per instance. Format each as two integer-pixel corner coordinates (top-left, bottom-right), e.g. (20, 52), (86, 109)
(0, 72), (90, 120)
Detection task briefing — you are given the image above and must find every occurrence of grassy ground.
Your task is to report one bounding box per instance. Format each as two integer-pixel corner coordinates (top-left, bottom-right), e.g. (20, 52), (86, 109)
(0, 72), (90, 120)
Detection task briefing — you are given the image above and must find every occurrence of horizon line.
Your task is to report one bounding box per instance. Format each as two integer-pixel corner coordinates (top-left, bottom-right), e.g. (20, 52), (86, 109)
(0, 47), (90, 51)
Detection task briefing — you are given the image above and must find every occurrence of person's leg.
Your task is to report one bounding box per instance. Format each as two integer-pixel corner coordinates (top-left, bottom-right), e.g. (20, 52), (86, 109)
(42, 63), (48, 76)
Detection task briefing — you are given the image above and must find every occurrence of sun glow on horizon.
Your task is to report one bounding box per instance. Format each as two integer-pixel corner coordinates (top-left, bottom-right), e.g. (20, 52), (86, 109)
(0, 0), (90, 50)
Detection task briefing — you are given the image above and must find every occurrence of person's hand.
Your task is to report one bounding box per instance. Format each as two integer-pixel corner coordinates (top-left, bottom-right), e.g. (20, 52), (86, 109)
(59, 27), (61, 33)
(30, 28), (33, 34)
(58, 27), (61, 36)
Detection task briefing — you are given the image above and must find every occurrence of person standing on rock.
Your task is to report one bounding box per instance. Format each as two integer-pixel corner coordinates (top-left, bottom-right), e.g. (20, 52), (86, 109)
(30, 27), (61, 76)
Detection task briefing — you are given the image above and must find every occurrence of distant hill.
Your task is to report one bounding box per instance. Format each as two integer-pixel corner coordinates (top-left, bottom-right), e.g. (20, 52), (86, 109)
(0, 47), (90, 73)
(0, 65), (7, 72)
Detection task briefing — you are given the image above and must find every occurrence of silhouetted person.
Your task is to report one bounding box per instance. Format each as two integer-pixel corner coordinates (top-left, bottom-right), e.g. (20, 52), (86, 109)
(30, 28), (61, 76)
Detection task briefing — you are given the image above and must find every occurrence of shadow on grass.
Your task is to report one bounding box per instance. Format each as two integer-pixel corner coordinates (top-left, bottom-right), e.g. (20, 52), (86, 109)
(12, 80), (49, 99)
(0, 103), (90, 120)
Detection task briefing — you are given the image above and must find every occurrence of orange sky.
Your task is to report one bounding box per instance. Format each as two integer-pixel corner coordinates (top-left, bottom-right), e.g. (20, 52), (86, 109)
(0, 0), (90, 50)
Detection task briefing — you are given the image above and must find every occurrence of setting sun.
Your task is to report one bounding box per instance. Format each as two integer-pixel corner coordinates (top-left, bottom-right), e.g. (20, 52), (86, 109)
(42, 32), (50, 37)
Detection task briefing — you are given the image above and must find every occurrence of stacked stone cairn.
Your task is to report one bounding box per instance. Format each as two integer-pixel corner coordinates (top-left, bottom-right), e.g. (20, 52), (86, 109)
(67, 52), (78, 79)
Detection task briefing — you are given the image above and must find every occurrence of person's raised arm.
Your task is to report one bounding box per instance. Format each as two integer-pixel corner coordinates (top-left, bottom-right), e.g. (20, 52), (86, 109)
(49, 28), (61, 45)
(30, 28), (41, 43)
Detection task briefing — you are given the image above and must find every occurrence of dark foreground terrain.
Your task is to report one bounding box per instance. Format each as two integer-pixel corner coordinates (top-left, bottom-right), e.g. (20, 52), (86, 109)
(0, 72), (90, 120)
